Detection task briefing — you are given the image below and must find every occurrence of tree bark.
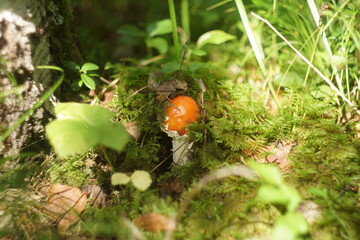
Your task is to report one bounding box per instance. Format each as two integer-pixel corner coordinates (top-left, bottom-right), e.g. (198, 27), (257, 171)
(0, 0), (76, 157)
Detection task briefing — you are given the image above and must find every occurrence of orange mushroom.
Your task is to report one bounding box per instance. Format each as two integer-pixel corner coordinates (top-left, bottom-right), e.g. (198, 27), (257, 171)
(163, 96), (200, 165)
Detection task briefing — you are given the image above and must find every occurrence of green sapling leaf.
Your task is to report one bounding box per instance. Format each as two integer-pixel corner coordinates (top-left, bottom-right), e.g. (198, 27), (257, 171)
(64, 61), (80, 72)
(161, 62), (181, 73)
(147, 19), (172, 37)
(111, 173), (131, 185)
(191, 49), (207, 56)
(100, 123), (130, 152)
(81, 62), (99, 72)
(257, 185), (289, 205)
(279, 184), (302, 212)
(188, 62), (211, 72)
(130, 170), (152, 191)
(272, 212), (308, 240)
(81, 74), (96, 90)
(146, 37), (168, 54)
(250, 162), (283, 186)
(257, 184), (301, 212)
(197, 30), (236, 49)
(117, 24), (146, 37)
(54, 102), (114, 126)
(88, 73), (100, 77)
(46, 119), (100, 158)
(307, 187), (327, 198)
(46, 103), (130, 158)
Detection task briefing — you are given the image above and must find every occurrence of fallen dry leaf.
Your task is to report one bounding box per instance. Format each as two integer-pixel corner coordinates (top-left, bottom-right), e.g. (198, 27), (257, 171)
(255, 140), (295, 170)
(82, 184), (106, 207)
(124, 121), (141, 141)
(42, 183), (87, 231)
(148, 71), (188, 101)
(297, 201), (321, 224)
(134, 213), (175, 233)
(100, 91), (115, 106)
(157, 177), (184, 199)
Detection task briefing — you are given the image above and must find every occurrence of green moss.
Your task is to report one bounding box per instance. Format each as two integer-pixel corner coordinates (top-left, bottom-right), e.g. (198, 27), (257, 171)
(47, 152), (94, 187)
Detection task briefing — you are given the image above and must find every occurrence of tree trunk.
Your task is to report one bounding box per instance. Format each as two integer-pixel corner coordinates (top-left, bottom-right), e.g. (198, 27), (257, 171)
(0, 0), (77, 157)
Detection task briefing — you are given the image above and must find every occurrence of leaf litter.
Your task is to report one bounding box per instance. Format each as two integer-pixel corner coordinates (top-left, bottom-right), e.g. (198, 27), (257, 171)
(41, 183), (87, 231)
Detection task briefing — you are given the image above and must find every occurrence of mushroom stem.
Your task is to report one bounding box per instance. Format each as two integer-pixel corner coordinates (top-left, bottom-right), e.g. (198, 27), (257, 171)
(172, 137), (193, 166)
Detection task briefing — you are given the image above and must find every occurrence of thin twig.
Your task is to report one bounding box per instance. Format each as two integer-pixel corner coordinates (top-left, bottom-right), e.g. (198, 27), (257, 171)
(91, 78), (122, 105)
(251, 12), (360, 115)
(124, 86), (148, 101)
(175, 36), (190, 79)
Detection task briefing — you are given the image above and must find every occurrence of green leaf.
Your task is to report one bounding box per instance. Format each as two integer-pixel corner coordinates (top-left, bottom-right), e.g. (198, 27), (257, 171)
(161, 62), (181, 73)
(147, 19), (172, 37)
(191, 49), (207, 56)
(81, 63), (99, 72)
(307, 187), (327, 198)
(46, 119), (100, 158)
(131, 170), (152, 191)
(88, 73), (100, 77)
(280, 184), (302, 212)
(197, 30), (236, 49)
(71, 80), (82, 91)
(257, 184), (301, 212)
(330, 54), (347, 70)
(273, 71), (303, 89)
(272, 219), (297, 240)
(250, 162), (283, 186)
(111, 172), (131, 185)
(100, 123), (129, 152)
(311, 85), (334, 99)
(147, 37), (168, 54)
(188, 61), (211, 72)
(47, 103), (129, 158)
(257, 185), (289, 205)
(54, 103), (114, 126)
(272, 212), (308, 240)
(64, 61), (80, 72)
(81, 74), (96, 90)
(117, 24), (146, 37)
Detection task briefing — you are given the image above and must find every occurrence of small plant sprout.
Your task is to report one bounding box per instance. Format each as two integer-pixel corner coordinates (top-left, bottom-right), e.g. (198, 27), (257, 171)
(163, 95), (200, 166)
(66, 61), (100, 90)
(111, 170), (152, 191)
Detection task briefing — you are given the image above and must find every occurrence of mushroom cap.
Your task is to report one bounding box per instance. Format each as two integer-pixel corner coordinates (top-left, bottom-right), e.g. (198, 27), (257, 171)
(163, 96), (200, 136)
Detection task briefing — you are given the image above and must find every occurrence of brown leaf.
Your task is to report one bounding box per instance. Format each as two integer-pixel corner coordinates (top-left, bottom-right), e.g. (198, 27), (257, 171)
(82, 184), (106, 206)
(157, 177), (184, 199)
(134, 213), (175, 233)
(256, 140), (295, 170)
(124, 121), (141, 141)
(42, 183), (87, 231)
(148, 71), (188, 101)
(100, 91), (115, 106)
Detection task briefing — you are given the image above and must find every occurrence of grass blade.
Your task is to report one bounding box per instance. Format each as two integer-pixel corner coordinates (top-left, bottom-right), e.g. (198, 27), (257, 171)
(0, 66), (64, 143)
(168, 0), (180, 60)
(252, 12), (360, 115)
(181, 0), (190, 37)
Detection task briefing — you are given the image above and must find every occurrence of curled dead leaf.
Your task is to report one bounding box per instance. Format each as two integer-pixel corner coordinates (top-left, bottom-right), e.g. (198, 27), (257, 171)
(254, 140), (295, 171)
(42, 183), (87, 231)
(124, 121), (141, 141)
(134, 213), (175, 233)
(82, 184), (106, 207)
(148, 71), (188, 101)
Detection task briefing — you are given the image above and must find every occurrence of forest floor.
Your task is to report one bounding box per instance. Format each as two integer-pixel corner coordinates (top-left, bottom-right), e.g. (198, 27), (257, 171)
(1, 1), (360, 240)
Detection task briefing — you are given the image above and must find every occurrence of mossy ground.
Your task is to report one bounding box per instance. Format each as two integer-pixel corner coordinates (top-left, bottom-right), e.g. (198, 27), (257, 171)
(1, 1), (360, 239)
(38, 55), (359, 239)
